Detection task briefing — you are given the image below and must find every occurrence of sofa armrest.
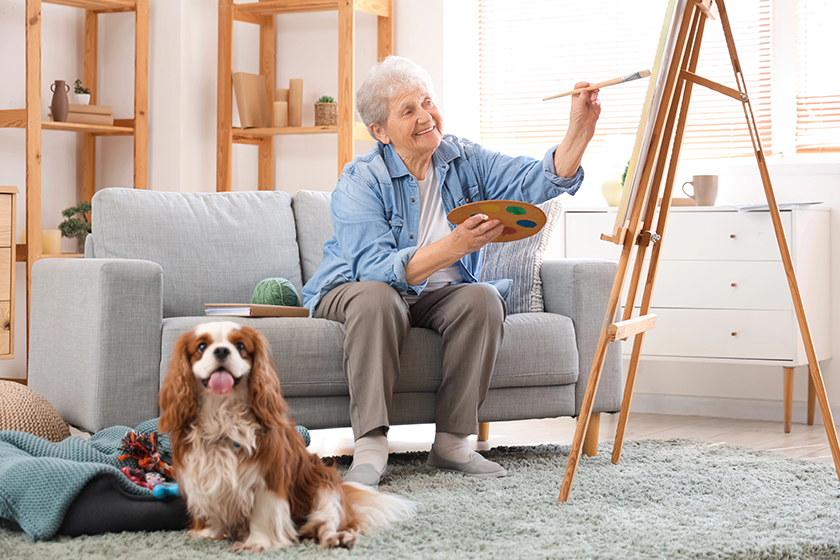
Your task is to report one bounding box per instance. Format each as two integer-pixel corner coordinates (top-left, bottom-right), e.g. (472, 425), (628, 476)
(28, 259), (163, 433)
(541, 259), (622, 415)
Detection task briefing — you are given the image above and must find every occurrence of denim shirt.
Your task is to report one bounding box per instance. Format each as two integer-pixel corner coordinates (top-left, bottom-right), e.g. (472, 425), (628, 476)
(301, 134), (584, 314)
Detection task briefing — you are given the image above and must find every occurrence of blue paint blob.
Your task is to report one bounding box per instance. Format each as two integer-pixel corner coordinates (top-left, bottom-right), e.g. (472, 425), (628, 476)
(516, 219), (537, 228)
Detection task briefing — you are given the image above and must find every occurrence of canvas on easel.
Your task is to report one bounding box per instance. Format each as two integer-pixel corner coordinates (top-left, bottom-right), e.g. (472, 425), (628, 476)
(557, 0), (840, 502)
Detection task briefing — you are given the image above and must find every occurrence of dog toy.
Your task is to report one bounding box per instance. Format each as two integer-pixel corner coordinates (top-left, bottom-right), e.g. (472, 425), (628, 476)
(118, 430), (173, 479)
(121, 467), (155, 490)
(252, 278), (301, 307)
(153, 483), (179, 499)
(145, 472), (166, 487)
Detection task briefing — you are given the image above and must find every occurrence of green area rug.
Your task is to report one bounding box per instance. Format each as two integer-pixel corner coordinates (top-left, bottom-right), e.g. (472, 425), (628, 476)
(2, 439), (840, 559)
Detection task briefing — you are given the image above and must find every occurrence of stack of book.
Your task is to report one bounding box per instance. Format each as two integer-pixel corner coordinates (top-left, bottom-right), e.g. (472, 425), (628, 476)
(65, 104), (114, 126)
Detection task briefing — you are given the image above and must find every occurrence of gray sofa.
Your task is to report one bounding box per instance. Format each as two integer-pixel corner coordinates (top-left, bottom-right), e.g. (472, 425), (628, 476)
(28, 188), (622, 435)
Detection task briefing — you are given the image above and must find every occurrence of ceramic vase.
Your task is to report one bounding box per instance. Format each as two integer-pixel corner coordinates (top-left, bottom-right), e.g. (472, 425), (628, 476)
(601, 172), (624, 207)
(50, 80), (70, 122)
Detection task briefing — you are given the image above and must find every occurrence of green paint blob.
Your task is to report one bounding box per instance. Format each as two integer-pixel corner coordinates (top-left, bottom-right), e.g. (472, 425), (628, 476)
(506, 206), (527, 215)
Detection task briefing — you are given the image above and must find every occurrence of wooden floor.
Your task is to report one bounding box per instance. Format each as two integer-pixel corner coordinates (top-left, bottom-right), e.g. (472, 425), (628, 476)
(306, 413), (837, 465)
(69, 413), (835, 464)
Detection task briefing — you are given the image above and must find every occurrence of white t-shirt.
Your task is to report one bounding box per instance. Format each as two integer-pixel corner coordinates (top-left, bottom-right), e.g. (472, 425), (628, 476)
(403, 163), (462, 304)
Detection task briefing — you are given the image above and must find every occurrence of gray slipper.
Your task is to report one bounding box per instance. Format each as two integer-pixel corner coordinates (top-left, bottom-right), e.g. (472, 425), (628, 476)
(343, 463), (386, 487)
(425, 445), (507, 478)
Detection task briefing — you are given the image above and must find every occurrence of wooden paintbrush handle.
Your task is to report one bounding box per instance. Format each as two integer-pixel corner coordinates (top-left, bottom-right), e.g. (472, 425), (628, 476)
(542, 69), (651, 101)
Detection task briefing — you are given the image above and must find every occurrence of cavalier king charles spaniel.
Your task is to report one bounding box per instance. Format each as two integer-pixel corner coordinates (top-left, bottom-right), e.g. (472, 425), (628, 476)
(158, 321), (416, 552)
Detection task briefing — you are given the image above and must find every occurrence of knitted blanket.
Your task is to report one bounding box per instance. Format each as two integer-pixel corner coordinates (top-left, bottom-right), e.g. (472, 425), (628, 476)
(0, 418), (165, 541)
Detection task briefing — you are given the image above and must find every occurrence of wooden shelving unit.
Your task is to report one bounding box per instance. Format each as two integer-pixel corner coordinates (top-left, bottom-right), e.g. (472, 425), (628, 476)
(217, 0), (393, 191)
(0, 0), (149, 379)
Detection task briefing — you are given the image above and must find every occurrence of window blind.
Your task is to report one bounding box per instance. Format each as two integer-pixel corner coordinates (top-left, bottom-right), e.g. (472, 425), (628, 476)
(795, 0), (840, 153)
(477, 0), (772, 164)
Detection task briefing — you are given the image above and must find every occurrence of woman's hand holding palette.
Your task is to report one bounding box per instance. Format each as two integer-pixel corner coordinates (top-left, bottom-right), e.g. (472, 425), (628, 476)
(447, 200), (547, 242)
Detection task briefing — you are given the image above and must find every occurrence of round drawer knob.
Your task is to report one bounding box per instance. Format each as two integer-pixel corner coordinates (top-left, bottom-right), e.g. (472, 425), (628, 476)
(730, 234), (737, 239)
(731, 283), (737, 288)
(731, 332), (738, 337)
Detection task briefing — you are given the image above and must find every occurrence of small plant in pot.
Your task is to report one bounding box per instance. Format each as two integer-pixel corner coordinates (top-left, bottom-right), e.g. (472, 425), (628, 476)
(314, 95), (338, 126)
(74, 79), (91, 105)
(58, 201), (92, 254)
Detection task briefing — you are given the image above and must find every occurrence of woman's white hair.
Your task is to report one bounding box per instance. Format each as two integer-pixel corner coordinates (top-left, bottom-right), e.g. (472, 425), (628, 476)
(356, 56), (436, 139)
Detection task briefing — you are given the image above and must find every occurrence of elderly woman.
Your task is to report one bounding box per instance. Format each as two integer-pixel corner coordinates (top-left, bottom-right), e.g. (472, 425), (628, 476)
(302, 56), (600, 486)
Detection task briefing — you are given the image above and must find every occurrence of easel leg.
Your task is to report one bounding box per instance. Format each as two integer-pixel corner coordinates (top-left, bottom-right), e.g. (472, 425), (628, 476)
(807, 370), (816, 426)
(582, 413), (601, 457)
(558, 330), (615, 502)
(612, 336), (644, 463)
(783, 367), (794, 433)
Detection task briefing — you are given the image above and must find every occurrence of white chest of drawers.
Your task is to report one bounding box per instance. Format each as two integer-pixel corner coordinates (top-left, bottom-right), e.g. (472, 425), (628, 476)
(562, 206), (831, 430)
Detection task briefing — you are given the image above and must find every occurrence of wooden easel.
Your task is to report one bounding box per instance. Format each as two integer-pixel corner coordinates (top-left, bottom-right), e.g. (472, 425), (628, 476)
(558, 0), (840, 502)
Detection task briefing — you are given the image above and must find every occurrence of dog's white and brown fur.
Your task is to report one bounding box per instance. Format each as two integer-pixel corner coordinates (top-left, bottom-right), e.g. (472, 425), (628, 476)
(158, 322), (415, 552)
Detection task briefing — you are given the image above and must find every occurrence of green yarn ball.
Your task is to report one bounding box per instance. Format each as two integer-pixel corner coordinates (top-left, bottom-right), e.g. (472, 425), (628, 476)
(252, 278), (301, 307)
(296, 425), (311, 447)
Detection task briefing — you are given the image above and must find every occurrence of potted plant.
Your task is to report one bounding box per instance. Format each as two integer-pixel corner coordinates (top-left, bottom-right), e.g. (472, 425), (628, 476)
(58, 201), (92, 254)
(314, 95), (338, 126)
(74, 79), (91, 105)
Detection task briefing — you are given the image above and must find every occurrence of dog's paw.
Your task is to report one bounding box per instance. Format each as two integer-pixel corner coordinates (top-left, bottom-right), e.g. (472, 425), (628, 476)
(188, 526), (224, 541)
(319, 530), (358, 550)
(231, 541), (267, 554)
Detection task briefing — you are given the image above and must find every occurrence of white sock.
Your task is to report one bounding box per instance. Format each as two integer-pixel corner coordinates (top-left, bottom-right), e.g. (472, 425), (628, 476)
(433, 431), (473, 463)
(350, 427), (389, 473)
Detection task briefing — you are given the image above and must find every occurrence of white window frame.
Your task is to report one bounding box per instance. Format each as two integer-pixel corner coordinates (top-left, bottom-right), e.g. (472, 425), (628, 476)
(442, 0), (840, 171)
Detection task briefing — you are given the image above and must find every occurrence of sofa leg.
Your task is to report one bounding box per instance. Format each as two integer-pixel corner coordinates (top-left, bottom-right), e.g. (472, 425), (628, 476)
(478, 422), (490, 442)
(582, 413), (601, 457)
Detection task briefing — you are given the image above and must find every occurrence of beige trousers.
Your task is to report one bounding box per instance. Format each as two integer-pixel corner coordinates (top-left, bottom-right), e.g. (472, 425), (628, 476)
(314, 281), (506, 440)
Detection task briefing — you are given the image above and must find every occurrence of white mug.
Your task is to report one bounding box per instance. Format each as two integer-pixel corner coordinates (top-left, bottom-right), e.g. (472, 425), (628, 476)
(682, 175), (718, 206)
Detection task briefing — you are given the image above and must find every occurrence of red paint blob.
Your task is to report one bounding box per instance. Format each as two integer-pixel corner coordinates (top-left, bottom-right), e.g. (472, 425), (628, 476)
(501, 226), (518, 236)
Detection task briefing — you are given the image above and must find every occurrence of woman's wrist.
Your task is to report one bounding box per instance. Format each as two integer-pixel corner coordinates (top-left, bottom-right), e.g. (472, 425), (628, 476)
(554, 128), (591, 177)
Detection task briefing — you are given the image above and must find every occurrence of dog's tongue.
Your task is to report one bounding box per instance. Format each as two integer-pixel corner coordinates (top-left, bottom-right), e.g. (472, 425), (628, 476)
(208, 370), (235, 394)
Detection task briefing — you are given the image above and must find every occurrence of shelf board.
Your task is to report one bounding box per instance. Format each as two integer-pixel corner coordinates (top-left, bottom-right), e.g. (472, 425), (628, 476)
(44, 0), (136, 12)
(235, 0), (389, 17)
(43, 121), (134, 136)
(231, 123), (375, 143)
(15, 245), (85, 262)
(233, 125), (338, 139)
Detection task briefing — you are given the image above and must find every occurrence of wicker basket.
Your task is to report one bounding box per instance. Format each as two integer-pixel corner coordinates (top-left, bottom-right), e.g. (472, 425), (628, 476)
(0, 380), (71, 442)
(314, 102), (338, 126)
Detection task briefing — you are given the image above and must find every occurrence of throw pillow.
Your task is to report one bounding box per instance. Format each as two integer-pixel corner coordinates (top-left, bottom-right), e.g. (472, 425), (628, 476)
(479, 198), (562, 314)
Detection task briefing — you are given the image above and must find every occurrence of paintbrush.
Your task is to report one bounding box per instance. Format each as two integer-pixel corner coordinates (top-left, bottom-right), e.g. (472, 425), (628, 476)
(542, 69), (651, 101)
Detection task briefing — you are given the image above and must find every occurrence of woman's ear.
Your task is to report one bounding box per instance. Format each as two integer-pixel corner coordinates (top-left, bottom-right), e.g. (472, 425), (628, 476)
(240, 326), (287, 428)
(158, 332), (198, 435)
(370, 123), (390, 144)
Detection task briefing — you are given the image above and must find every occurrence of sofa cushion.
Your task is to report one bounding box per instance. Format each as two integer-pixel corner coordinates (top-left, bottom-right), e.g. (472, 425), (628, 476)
(479, 198), (563, 314)
(92, 189), (303, 318)
(159, 313), (578, 400)
(291, 190), (333, 285)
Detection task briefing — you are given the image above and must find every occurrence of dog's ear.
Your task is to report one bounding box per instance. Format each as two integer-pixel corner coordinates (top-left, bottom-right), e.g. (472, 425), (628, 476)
(240, 326), (287, 428)
(158, 331), (198, 435)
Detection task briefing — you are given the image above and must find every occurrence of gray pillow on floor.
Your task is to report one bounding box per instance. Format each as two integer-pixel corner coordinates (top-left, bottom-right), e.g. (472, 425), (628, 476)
(479, 198), (562, 314)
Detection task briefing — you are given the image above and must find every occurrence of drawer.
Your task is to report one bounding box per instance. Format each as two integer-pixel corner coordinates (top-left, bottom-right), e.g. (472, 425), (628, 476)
(565, 210), (792, 262)
(0, 248), (9, 301)
(622, 308), (795, 361)
(622, 260), (792, 310)
(0, 301), (9, 355)
(0, 195), (11, 248)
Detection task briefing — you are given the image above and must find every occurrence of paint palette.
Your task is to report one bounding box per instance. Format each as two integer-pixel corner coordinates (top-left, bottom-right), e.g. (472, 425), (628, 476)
(446, 200), (547, 243)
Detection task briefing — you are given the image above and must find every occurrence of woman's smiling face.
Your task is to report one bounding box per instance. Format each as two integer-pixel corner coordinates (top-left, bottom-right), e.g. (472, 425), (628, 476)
(372, 86), (444, 162)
